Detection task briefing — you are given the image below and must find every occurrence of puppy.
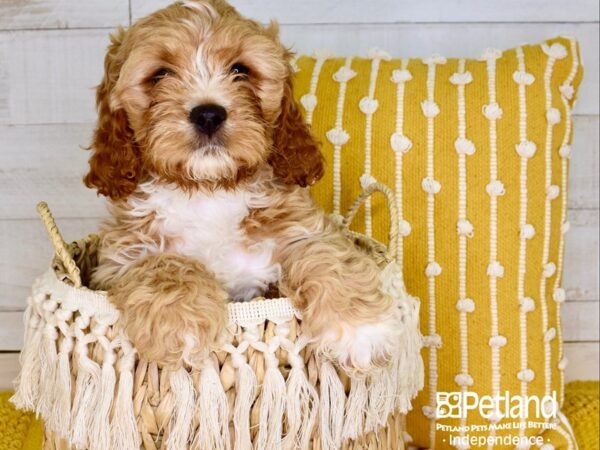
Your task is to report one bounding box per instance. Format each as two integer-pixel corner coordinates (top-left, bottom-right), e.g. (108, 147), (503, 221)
(86, 0), (400, 372)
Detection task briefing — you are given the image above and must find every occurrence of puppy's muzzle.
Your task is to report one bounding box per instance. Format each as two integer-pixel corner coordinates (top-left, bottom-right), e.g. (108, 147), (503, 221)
(189, 104), (227, 137)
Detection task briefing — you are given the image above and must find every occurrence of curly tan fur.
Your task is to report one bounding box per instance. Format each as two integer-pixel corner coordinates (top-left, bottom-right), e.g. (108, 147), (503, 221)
(88, 0), (398, 372)
(243, 180), (396, 370)
(110, 253), (227, 367)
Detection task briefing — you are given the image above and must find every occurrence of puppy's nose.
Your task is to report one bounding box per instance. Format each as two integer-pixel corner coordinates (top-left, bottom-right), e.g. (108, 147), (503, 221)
(189, 104), (227, 136)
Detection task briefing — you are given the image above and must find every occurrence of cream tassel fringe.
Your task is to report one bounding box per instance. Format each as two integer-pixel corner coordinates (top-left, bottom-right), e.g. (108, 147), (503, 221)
(385, 355), (400, 415)
(379, 262), (424, 413)
(225, 344), (256, 450)
(255, 354), (286, 450)
(395, 298), (424, 413)
(10, 305), (43, 411)
(70, 345), (101, 449)
(283, 353), (318, 450)
(342, 377), (367, 441)
(318, 360), (345, 450)
(48, 335), (74, 438)
(192, 359), (231, 450)
(365, 370), (392, 432)
(37, 325), (59, 418)
(11, 262), (423, 450)
(233, 364), (255, 450)
(110, 342), (141, 450)
(89, 344), (117, 450)
(167, 368), (196, 450)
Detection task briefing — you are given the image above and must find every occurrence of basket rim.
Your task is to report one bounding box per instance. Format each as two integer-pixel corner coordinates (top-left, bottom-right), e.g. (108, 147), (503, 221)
(50, 229), (391, 328)
(43, 266), (303, 327)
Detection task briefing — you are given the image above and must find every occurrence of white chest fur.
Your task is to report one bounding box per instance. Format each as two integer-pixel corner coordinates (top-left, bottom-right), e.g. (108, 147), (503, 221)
(134, 182), (280, 301)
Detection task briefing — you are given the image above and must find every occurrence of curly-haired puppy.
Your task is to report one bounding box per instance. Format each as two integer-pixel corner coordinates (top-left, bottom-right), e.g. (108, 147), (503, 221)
(86, 0), (401, 372)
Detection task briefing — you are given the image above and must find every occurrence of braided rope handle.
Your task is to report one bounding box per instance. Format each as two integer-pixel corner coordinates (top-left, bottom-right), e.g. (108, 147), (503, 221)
(36, 202), (82, 287)
(341, 182), (399, 262)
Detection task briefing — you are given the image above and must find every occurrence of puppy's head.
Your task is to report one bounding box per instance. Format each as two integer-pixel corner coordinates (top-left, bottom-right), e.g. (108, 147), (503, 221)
(85, 0), (323, 200)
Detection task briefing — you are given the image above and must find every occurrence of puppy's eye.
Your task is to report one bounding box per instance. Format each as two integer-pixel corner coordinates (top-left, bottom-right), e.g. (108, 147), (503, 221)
(230, 63), (250, 80)
(151, 68), (171, 83)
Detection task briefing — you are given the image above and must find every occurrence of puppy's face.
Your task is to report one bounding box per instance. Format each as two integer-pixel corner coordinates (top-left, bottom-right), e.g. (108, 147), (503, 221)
(85, 0), (323, 199)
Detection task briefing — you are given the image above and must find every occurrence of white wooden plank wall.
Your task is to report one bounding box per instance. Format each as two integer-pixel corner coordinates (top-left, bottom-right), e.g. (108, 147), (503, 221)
(0, 0), (598, 388)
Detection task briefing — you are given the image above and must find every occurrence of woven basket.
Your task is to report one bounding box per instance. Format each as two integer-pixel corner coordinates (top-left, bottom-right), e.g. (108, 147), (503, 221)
(11, 182), (423, 450)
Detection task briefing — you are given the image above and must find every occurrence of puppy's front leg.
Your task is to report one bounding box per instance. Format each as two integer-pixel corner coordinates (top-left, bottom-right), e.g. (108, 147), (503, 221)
(109, 253), (228, 368)
(277, 226), (401, 374)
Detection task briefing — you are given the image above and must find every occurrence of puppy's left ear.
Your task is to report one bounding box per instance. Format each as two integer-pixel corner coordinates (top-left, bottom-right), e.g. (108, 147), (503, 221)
(269, 70), (324, 187)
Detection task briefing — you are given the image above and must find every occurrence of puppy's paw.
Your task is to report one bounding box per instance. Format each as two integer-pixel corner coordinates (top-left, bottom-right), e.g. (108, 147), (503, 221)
(110, 254), (228, 368)
(320, 306), (402, 374)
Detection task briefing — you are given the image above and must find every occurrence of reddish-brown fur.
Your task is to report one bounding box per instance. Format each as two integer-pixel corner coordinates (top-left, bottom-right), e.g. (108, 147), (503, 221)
(84, 29), (143, 200)
(269, 77), (325, 187)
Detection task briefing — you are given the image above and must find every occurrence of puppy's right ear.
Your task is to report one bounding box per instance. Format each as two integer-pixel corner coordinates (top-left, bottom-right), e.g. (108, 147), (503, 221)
(84, 28), (141, 200)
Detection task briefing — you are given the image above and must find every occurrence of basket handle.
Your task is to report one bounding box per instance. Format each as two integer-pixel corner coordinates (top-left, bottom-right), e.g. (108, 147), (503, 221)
(36, 202), (82, 287)
(341, 182), (399, 262)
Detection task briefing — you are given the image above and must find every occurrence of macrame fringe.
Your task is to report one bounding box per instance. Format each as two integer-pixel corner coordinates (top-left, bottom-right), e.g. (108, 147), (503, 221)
(192, 361), (231, 450)
(111, 347), (141, 450)
(37, 327), (59, 419)
(10, 305), (43, 411)
(255, 358), (286, 450)
(385, 355), (400, 415)
(342, 377), (368, 441)
(13, 263), (424, 450)
(47, 336), (73, 438)
(232, 358), (256, 450)
(318, 360), (345, 450)
(395, 297), (424, 413)
(89, 347), (117, 450)
(365, 371), (390, 432)
(166, 368), (195, 450)
(283, 361), (319, 450)
(70, 352), (101, 449)
(379, 261), (425, 413)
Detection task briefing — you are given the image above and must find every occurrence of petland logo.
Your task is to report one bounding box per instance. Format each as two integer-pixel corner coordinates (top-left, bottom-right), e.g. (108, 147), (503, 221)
(436, 391), (558, 420)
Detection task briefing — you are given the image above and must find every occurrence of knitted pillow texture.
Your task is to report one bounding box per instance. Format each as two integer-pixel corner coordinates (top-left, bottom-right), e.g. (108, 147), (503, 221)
(296, 37), (583, 449)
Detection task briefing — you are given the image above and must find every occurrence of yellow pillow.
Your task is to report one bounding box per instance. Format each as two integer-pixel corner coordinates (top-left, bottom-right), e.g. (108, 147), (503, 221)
(296, 37), (583, 449)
